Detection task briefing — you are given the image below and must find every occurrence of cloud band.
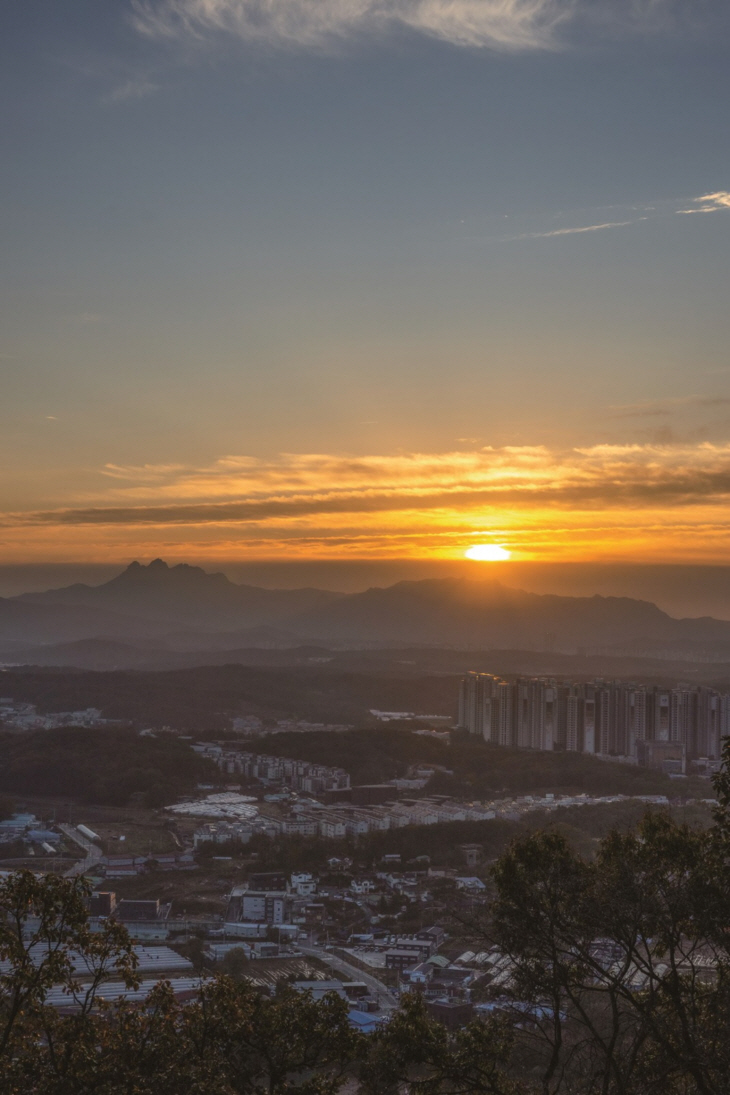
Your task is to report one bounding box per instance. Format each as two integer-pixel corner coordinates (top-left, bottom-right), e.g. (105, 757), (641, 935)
(130, 0), (675, 52)
(8, 443), (730, 530)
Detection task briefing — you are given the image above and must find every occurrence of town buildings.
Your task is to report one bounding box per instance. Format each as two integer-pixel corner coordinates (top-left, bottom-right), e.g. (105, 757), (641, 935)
(226, 887), (294, 926)
(0, 699), (121, 731)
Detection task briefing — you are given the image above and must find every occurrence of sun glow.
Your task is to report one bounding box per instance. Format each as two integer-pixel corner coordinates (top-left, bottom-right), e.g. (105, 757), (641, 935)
(465, 544), (511, 562)
(12, 442), (730, 564)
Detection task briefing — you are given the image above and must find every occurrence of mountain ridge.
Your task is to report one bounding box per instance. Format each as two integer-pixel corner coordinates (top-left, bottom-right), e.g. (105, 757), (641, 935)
(4, 558), (730, 657)
(16, 558), (343, 629)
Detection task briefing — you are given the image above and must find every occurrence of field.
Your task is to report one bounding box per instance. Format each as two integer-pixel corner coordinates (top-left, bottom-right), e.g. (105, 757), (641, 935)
(4, 794), (200, 869)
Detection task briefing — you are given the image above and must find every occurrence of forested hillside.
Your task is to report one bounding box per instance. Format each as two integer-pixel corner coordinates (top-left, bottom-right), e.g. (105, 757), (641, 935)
(0, 665), (457, 728)
(260, 728), (686, 797)
(0, 727), (217, 806)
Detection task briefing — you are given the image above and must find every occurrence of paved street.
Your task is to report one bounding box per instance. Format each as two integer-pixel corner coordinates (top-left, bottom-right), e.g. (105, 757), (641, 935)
(297, 943), (398, 1010)
(59, 824), (103, 877)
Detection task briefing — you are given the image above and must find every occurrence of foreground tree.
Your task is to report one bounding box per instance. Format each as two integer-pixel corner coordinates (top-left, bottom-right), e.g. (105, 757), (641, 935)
(36, 977), (362, 1095)
(0, 870), (136, 1093)
(360, 992), (521, 1095)
(482, 742), (730, 1095)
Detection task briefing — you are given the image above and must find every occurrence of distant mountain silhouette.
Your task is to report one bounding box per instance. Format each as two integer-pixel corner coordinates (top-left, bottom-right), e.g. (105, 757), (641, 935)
(288, 576), (730, 650)
(5, 559), (730, 659)
(16, 558), (343, 629)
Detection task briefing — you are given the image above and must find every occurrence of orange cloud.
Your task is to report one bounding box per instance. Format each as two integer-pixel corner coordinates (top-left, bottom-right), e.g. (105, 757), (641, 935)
(4, 443), (730, 563)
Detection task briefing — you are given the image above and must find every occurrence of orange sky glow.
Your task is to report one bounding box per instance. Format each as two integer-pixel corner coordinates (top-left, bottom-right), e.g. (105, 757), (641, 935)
(5, 1), (730, 582)
(4, 442), (730, 564)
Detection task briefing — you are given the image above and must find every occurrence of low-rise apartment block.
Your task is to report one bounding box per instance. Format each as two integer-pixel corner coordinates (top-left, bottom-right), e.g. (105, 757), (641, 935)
(226, 886), (294, 926)
(191, 745), (350, 794)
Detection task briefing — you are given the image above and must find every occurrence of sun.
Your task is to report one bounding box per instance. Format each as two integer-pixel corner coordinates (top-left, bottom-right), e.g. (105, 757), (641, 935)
(465, 544), (511, 562)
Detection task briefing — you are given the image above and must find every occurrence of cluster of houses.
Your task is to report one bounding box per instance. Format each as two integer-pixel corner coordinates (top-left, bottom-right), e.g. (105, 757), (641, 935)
(73, 868), (489, 1025)
(192, 789), (674, 850)
(230, 716), (352, 736)
(86, 892), (173, 939)
(0, 812), (61, 854)
(0, 699), (121, 731)
(101, 850), (197, 878)
(191, 796), (496, 846)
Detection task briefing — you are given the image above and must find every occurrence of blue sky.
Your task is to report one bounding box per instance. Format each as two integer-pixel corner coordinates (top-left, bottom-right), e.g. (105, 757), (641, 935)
(2, 0), (730, 567)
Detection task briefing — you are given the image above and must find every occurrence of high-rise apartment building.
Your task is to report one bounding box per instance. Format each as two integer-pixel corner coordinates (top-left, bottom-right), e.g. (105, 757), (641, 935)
(457, 672), (726, 761)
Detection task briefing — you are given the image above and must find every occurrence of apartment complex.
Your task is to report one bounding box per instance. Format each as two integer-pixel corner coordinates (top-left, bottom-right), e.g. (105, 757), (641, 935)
(458, 672), (729, 761)
(191, 744), (350, 794)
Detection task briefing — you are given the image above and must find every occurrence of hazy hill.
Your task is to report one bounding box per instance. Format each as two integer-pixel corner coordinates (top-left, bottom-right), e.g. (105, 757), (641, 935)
(17, 559), (342, 630)
(0, 664), (460, 729)
(5, 559), (730, 659)
(290, 576), (730, 651)
(0, 597), (170, 645)
(0, 639), (337, 672)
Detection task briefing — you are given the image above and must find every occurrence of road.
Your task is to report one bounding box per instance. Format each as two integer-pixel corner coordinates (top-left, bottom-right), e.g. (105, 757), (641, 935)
(297, 943), (398, 1010)
(59, 824), (103, 878)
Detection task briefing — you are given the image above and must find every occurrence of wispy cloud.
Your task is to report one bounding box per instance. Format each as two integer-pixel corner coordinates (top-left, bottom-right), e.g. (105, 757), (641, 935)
(501, 187), (730, 243)
(508, 217), (645, 240)
(130, 0), (684, 52)
(131, 0), (571, 51)
(677, 191), (730, 215)
(106, 76), (160, 103)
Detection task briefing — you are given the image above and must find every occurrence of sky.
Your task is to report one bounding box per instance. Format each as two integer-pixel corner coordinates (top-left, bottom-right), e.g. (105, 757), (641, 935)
(2, 0), (730, 576)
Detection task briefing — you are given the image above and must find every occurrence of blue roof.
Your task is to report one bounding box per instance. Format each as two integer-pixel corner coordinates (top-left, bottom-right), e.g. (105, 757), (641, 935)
(348, 1010), (382, 1033)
